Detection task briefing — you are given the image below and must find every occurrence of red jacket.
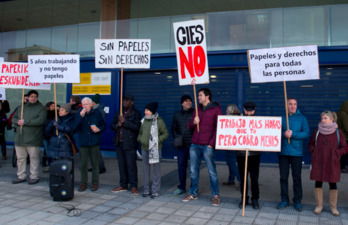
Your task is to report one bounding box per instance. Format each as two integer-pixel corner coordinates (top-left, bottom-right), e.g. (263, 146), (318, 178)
(190, 102), (222, 147)
(309, 128), (348, 183)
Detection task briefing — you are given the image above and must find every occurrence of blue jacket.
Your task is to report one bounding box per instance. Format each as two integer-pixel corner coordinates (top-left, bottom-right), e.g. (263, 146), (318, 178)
(74, 108), (106, 147)
(45, 114), (74, 158)
(281, 110), (310, 156)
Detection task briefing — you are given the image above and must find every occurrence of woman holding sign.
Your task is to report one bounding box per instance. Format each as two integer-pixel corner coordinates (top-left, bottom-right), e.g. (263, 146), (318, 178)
(309, 111), (347, 216)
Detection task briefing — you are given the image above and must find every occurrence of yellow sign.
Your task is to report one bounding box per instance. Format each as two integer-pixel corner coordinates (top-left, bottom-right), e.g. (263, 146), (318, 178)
(72, 72), (111, 95)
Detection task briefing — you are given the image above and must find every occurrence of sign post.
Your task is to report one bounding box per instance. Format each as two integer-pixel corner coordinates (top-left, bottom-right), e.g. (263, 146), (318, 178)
(173, 19), (210, 132)
(215, 115), (282, 216)
(95, 39), (151, 115)
(247, 45), (320, 142)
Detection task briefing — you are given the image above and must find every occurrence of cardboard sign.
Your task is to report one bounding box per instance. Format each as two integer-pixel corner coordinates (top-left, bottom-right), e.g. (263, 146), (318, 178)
(248, 45), (319, 83)
(95, 39), (151, 69)
(72, 72), (111, 95)
(173, 20), (209, 85)
(28, 55), (80, 83)
(0, 62), (50, 90)
(0, 88), (5, 100)
(215, 115), (282, 152)
(0, 57), (4, 62)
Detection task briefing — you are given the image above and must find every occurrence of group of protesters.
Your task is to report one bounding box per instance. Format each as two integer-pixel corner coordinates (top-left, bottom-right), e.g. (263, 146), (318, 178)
(4, 88), (348, 216)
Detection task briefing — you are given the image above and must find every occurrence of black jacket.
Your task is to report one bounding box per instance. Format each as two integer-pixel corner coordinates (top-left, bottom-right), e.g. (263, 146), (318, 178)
(111, 107), (141, 150)
(171, 108), (194, 148)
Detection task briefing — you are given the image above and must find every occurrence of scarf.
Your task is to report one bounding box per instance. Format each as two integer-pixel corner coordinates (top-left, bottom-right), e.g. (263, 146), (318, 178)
(318, 122), (338, 135)
(142, 113), (159, 164)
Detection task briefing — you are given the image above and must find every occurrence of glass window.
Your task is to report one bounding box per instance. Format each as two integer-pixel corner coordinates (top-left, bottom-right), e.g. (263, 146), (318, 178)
(330, 4), (348, 46)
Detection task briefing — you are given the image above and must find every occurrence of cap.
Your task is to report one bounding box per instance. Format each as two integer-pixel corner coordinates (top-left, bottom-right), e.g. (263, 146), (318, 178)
(243, 102), (256, 111)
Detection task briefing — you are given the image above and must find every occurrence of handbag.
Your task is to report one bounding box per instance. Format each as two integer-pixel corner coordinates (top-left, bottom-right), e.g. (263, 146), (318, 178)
(173, 135), (184, 148)
(65, 134), (78, 155)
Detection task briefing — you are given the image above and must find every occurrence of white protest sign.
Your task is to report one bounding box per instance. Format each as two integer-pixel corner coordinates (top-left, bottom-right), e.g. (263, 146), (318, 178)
(95, 39), (151, 69)
(215, 115), (282, 152)
(248, 45), (319, 83)
(0, 57), (4, 62)
(173, 19), (209, 86)
(0, 88), (5, 100)
(28, 55), (80, 83)
(0, 62), (50, 90)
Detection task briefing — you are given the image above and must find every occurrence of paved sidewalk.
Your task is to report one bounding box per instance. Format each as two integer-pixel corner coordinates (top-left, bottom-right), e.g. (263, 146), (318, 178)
(1, 149), (348, 225)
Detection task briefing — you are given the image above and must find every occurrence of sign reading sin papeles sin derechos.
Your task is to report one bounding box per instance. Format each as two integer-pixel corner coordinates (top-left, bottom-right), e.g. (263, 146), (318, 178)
(215, 115), (282, 152)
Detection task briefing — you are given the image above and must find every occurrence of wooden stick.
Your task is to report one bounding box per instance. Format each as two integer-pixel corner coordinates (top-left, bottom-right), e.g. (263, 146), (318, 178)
(54, 83), (58, 135)
(193, 84), (199, 132)
(20, 89), (24, 134)
(283, 81), (290, 144)
(120, 68), (124, 116)
(242, 150), (249, 217)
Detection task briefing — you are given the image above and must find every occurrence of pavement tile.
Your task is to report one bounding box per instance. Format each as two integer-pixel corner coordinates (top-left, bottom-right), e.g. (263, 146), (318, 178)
(55, 216), (90, 225)
(253, 218), (276, 225)
(258, 212), (277, 219)
(232, 215), (255, 224)
(275, 220), (298, 225)
(146, 212), (169, 221)
(211, 213), (235, 222)
(6, 218), (36, 225)
(78, 210), (102, 219)
(155, 206), (177, 214)
(185, 217), (209, 224)
(199, 206), (220, 213)
(108, 207), (132, 215)
(174, 209), (196, 217)
(80, 220), (108, 225)
(158, 222), (178, 225)
(277, 213), (298, 221)
(298, 215), (319, 223)
(164, 214), (188, 224)
(115, 216), (140, 224)
(217, 208), (239, 215)
(117, 202), (140, 210)
(102, 200), (127, 207)
(0, 206), (19, 214)
(43, 214), (69, 223)
(124, 210), (150, 218)
(193, 211), (215, 219)
(90, 205), (113, 213)
(134, 218), (161, 225)
(75, 203), (96, 210)
(93, 213), (119, 222)
(26, 211), (54, 220)
(163, 202), (183, 209)
(206, 221), (229, 225)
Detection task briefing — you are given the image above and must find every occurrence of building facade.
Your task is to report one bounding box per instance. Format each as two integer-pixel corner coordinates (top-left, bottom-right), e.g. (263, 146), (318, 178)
(1, 0), (348, 163)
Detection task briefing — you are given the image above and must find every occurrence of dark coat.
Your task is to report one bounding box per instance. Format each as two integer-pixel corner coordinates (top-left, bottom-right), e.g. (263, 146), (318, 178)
(190, 102), (223, 147)
(309, 128), (348, 183)
(0, 113), (8, 135)
(45, 114), (74, 158)
(111, 107), (141, 150)
(171, 108), (194, 148)
(74, 108), (106, 147)
(337, 101), (348, 140)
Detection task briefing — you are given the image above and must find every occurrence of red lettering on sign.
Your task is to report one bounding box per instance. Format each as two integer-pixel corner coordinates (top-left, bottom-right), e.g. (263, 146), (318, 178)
(193, 46), (206, 77)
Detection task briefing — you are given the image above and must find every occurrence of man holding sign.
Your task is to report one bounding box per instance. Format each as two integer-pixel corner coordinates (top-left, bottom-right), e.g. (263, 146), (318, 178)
(182, 88), (222, 206)
(277, 98), (310, 211)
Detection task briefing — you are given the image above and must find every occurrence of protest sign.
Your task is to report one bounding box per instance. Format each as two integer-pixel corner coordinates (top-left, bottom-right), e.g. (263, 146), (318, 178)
(0, 62), (50, 90)
(0, 57), (4, 62)
(173, 19), (209, 86)
(248, 45), (319, 83)
(0, 88), (5, 100)
(215, 115), (282, 152)
(95, 39), (151, 69)
(28, 55), (80, 83)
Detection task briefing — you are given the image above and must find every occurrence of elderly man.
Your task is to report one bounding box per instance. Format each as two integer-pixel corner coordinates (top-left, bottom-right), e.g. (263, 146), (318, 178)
(12, 90), (46, 185)
(74, 97), (105, 192)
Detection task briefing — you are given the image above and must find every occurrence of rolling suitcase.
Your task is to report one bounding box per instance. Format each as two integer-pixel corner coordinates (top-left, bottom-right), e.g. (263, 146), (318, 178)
(49, 158), (74, 201)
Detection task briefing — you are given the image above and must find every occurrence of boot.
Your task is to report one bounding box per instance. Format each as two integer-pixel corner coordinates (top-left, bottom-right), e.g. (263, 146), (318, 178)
(314, 188), (323, 214)
(329, 189), (339, 216)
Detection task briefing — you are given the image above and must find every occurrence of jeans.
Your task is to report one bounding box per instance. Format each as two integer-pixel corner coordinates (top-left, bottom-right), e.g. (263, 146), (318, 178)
(237, 154), (260, 200)
(177, 147), (190, 191)
(225, 150), (240, 183)
(279, 155), (302, 203)
(189, 144), (219, 197)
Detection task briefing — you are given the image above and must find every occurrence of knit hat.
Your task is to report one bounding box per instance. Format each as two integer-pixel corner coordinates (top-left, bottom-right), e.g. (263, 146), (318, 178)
(243, 102), (256, 111)
(91, 94), (101, 104)
(181, 95), (192, 104)
(145, 102), (158, 114)
(61, 103), (71, 113)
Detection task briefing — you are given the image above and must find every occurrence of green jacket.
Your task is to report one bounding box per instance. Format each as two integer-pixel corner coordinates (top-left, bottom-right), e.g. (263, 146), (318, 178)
(137, 115), (169, 151)
(12, 101), (47, 147)
(337, 101), (348, 140)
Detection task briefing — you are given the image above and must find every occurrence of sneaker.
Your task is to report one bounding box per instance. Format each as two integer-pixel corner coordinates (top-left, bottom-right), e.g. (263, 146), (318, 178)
(151, 193), (159, 199)
(111, 186), (127, 193)
(99, 167), (107, 174)
(182, 193), (198, 202)
(294, 202), (303, 212)
(277, 200), (289, 210)
(212, 195), (220, 206)
(43, 167), (50, 173)
(78, 183), (87, 192)
(28, 179), (39, 185)
(91, 183), (98, 191)
(252, 199), (259, 210)
(341, 168), (348, 173)
(222, 181), (235, 186)
(142, 193), (150, 197)
(12, 178), (26, 184)
(173, 188), (186, 196)
(131, 187), (138, 196)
